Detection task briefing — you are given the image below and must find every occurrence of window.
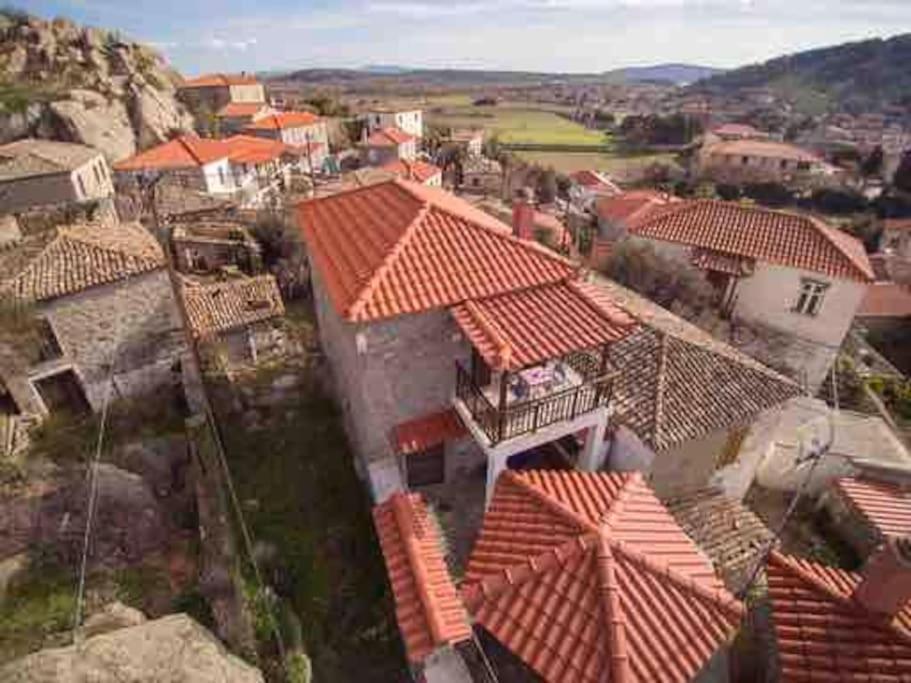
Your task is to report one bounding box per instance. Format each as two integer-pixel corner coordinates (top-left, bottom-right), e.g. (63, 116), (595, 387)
(780, 159), (788, 169)
(793, 278), (829, 316)
(741, 155), (749, 165)
(93, 164), (102, 184)
(36, 318), (62, 362)
(76, 174), (86, 197)
(218, 166), (226, 186)
(405, 444), (445, 487)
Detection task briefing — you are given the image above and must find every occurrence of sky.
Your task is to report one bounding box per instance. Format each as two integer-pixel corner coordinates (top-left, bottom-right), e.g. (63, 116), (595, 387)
(23, 0), (911, 76)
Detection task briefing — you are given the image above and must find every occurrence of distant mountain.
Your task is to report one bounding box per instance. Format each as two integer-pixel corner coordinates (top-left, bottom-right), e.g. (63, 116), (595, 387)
(358, 64), (411, 74)
(690, 33), (911, 113)
(605, 63), (724, 86)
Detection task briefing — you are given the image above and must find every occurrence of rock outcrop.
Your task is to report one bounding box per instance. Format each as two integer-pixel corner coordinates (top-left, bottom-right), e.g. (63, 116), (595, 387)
(0, 612), (265, 682)
(0, 12), (195, 161)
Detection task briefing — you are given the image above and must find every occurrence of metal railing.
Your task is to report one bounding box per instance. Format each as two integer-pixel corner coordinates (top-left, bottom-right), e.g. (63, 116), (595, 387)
(455, 361), (614, 446)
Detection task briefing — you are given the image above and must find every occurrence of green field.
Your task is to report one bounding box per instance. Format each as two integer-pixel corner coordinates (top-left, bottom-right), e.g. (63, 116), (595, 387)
(515, 150), (680, 177)
(427, 101), (610, 147)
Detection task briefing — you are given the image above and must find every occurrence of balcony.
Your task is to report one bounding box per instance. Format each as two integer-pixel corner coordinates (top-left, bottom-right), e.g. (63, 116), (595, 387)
(454, 351), (615, 447)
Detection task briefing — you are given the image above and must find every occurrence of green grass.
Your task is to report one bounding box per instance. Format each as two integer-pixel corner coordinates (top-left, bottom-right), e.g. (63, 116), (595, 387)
(516, 150), (680, 175)
(209, 343), (406, 681)
(0, 562), (75, 664)
(428, 103), (608, 146)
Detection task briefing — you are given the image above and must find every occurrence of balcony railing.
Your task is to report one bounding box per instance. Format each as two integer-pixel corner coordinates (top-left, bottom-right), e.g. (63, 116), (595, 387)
(455, 359), (614, 446)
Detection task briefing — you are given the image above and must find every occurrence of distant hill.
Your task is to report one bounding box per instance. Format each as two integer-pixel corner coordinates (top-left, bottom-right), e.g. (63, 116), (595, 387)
(690, 33), (911, 113)
(358, 64), (411, 75)
(604, 63), (724, 86)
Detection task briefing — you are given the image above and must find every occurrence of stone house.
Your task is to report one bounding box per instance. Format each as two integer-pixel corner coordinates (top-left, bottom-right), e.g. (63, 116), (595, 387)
(459, 155), (502, 195)
(182, 274), (285, 364)
(172, 221), (262, 274)
(365, 108), (423, 140)
(605, 197), (874, 390)
(298, 179), (799, 507)
(243, 111), (329, 174)
(379, 159), (442, 187)
(362, 127), (417, 166)
(178, 73), (266, 115)
(696, 139), (830, 184)
(0, 222), (185, 417)
(215, 102), (275, 136)
(0, 138), (114, 213)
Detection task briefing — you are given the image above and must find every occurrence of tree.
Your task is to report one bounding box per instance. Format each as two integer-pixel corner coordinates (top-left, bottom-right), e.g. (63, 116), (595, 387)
(893, 150), (911, 194)
(536, 168), (558, 204)
(861, 145), (884, 179)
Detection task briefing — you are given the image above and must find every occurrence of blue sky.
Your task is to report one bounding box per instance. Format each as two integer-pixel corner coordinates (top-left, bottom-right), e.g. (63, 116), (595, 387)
(23, 0), (911, 76)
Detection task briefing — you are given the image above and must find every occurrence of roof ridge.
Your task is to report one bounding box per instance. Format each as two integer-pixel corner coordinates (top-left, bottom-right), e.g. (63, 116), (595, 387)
(652, 331), (670, 450)
(175, 136), (204, 166)
(804, 214), (874, 281)
(595, 536), (632, 683)
(612, 538), (744, 620)
(504, 470), (600, 533)
(461, 299), (514, 368)
(346, 197), (430, 319)
(461, 532), (599, 611)
(598, 471), (643, 531)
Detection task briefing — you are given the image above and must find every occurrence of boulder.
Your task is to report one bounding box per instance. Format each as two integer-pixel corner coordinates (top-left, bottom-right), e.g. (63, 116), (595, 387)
(80, 602), (146, 639)
(46, 90), (136, 161)
(129, 83), (195, 150)
(0, 613), (265, 682)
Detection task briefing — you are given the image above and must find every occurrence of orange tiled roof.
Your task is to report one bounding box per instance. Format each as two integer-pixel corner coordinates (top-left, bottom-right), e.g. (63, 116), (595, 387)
(462, 470), (743, 683)
(390, 408), (466, 456)
(630, 200), (874, 282)
(217, 102), (270, 118)
(182, 274), (284, 339)
(704, 139), (819, 162)
(221, 135), (289, 165)
(767, 552), (911, 682)
(180, 73), (259, 88)
(690, 247), (755, 276)
(373, 492), (472, 663)
(365, 127), (414, 147)
(858, 282), (911, 318)
(297, 179), (576, 322)
(1, 222), (165, 302)
(834, 477), (911, 539)
(571, 170), (621, 194)
(243, 111), (321, 131)
(113, 135), (229, 171)
(380, 159), (442, 184)
(450, 280), (635, 370)
(595, 190), (675, 227)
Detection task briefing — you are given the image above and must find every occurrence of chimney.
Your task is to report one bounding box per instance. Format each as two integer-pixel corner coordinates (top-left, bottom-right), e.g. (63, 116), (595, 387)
(512, 187), (535, 241)
(853, 537), (911, 617)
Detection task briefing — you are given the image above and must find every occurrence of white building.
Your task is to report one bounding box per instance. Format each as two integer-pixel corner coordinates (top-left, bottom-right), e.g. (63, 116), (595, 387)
(362, 127), (417, 165)
(0, 138), (114, 212)
(365, 108), (423, 139)
(612, 197), (874, 389)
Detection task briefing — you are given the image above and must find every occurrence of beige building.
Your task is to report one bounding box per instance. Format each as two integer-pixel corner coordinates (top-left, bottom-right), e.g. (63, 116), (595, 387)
(178, 73), (266, 114)
(0, 222), (185, 417)
(0, 138), (114, 213)
(243, 111), (329, 173)
(697, 138), (828, 184)
(365, 108), (423, 139)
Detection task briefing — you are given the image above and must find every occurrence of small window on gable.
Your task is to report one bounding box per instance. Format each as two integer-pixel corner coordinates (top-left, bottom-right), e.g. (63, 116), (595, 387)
(793, 278), (829, 316)
(405, 444), (445, 487)
(36, 318), (63, 362)
(218, 166), (226, 186)
(741, 156), (749, 165)
(76, 175), (86, 197)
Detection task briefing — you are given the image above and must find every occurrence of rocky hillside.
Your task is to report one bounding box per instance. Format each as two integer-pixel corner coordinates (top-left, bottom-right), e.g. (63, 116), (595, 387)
(0, 10), (194, 161)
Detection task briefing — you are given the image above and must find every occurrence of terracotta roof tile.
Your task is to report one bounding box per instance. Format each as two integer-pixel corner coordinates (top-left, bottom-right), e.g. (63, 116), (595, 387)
(690, 247), (755, 276)
(380, 159), (442, 184)
(704, 139), (819, 162)
(243, 111), (321, 131)
(594, 190), (675, 227)
(462, 470), (743, 683)
(663, 487), (773, 590)
(221, 135), (290, 165)
(834, 477), (911, 540)
(365, 127), (414, 147)
(182, 274), (284, 339)
(180, 73), (260, 88)
(858, 282), (911, 318)
(631, 200), (874, 281)
(297, 179), (576, 322)
(373, 492), (472, 663)
(113, 135), (230, 171)
(570, 170), (621, 194)
(390, 408), (466, 455)
(451, 280), (635, 371)
(767, 552), (911, 681)
(582, 278), (800, 451)
(1, 222), (165, 302)
(217, 102), (271, 118)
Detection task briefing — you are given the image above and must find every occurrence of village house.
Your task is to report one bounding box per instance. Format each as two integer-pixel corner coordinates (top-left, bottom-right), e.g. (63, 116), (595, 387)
(697, 138), (830, 184)
(114, 134), (299, 207)
(362, 127), (417, 165)
(215, 101), (275, 136)
(446, 129), (484, 157)
(298, 179), (800, 509)
(602, 196), (874, 389)
(0, 222), (185, 417)
(0, 138), (114, 213)
(182, 274), (285, 364)
(568, 169), (621, 210)
(172, 221), (262, 274)
(379, 159), (442, 186)
(459, 154), (502, 195)
(364, 107), (423, 140)
(243, 111), (329, 173)
(177, 72), (266, 115)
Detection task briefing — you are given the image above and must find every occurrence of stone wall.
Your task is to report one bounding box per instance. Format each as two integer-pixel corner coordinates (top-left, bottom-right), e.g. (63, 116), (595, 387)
(27, 269), (185, 412)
